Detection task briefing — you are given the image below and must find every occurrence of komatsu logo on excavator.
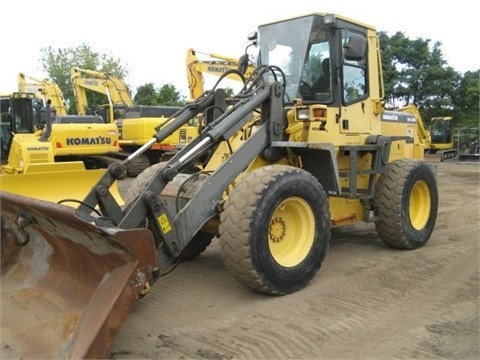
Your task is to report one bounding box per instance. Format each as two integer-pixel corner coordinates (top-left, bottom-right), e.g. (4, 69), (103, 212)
(66, 136), (112, 145)
(207, 65), (231, 73)
(84, 80), (99, 86)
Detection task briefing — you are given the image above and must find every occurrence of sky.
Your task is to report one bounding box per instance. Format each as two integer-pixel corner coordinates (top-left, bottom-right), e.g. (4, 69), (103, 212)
(1, 0), (477, 97)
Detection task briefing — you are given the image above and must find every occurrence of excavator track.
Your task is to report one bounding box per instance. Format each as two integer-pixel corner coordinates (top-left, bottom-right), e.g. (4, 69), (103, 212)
(126, 154), (152, 177)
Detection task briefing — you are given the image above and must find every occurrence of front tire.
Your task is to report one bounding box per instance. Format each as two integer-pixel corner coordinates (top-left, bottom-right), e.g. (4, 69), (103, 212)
(374, 159), (438, 249)
(219, 165), (331, 295)
(125, 162), (213, 259)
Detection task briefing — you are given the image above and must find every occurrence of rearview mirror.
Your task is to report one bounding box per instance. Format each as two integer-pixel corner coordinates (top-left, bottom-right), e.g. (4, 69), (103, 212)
(238, 54), (249, 75)
(344, 33), (367, 61)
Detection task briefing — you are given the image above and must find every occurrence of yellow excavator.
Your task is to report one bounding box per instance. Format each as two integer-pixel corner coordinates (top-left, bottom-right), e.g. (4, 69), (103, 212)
(398, 104), (457, 162)
(2, 12), (440, 359)
(0, 91), (124, 203)
(17, 72), (69, 115)
(70, 67), (200, 176)
(186, 47), (255, 100)
(16, 73), (124, 171)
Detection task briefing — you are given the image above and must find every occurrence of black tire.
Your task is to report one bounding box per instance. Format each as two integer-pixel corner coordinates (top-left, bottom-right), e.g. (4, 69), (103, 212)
(219, 165), (331, 295)
(125, 162), (213, 259)
(124, 162), (166, 206)
(374, 159), (438, 249)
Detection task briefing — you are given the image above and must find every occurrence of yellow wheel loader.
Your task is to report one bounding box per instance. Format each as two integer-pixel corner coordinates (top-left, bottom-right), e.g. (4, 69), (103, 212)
(0, 92), (124, 204)
(1, 12), (439, 359)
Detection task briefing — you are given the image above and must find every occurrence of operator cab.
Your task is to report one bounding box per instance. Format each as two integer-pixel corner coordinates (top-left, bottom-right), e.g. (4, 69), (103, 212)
(1, 94), (38, 161)
(0, 94), (59, 162)
(254, 13), (368, 106)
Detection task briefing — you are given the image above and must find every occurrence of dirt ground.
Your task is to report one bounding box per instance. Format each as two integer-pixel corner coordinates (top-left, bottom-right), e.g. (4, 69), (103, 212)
(110, 160), (479, 360)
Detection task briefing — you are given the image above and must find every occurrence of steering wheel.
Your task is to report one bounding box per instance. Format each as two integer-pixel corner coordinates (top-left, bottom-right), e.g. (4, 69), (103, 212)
(298, 80), (313, 99)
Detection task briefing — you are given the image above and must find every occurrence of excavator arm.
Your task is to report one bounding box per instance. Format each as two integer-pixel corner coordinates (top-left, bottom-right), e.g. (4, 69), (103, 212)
(70, 67), (133, 121)
(399, 104), (456, 160)
(399, 104), (431, 148)
(17, 73), (68, 115)
(186, 48), (255, 100)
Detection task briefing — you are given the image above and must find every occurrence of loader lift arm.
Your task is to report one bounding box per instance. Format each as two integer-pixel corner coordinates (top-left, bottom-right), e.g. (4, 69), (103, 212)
(77, 68), (285, 272)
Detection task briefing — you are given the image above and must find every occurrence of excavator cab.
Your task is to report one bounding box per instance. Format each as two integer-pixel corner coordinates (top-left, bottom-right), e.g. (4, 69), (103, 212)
(430, 117), (454, 149)
(1, 93), (38, 161)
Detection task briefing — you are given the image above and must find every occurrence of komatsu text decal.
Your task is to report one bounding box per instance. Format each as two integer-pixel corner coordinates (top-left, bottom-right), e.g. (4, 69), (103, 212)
(26, 146), (49, 151)
(381, 111), (416, 123)
(84, 80), (99, 86)
(207, 65), (231, 74)
(66, 136), (112, 146)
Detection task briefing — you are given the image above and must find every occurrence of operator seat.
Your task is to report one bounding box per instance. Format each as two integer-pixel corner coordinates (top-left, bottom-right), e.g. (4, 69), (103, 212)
(312, 58), (331, 96)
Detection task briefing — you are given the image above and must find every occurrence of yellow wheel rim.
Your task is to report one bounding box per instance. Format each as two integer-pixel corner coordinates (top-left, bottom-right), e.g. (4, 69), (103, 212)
(268, 196), (315, 267)
(409, 180), (431, 230)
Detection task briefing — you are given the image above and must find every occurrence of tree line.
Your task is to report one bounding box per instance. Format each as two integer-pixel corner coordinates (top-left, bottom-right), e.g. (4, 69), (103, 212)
(40, 32), (478, 130)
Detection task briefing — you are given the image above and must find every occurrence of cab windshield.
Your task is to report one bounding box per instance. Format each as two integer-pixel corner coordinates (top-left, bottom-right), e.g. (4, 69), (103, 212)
(258, 15), (332, 104)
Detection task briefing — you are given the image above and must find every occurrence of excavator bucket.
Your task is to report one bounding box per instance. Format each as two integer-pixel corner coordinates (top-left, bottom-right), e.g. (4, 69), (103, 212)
(0, 167), (125, 207)
(0, 191), (157, 359)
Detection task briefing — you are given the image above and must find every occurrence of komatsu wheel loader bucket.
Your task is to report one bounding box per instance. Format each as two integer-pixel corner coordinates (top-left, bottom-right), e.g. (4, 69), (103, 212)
(0, 191), (157, 359)
(0, 168), (124, 206)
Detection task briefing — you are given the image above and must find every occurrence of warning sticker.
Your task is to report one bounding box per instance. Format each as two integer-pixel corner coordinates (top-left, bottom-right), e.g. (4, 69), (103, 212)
(158, 213), (172, 234)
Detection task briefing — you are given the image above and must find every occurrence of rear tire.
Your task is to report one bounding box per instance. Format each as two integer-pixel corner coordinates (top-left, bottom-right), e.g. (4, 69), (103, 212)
(374, 159), (438, 249)
(219, 165), (330, 295)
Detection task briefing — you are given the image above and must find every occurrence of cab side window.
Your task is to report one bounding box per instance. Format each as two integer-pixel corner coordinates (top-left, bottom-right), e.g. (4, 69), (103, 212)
(342, 31), (367, 103)
(302, 41), (332, 101)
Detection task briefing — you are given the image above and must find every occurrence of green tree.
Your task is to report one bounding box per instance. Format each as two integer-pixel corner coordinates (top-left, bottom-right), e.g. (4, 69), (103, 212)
(40, 43), (129, 113)
(157, 84), (186, 106)
(134, 83), (186, 106)
(134, 83), (158, 105)
(378, 31), (459, 124)
(452, 70), (480, 128)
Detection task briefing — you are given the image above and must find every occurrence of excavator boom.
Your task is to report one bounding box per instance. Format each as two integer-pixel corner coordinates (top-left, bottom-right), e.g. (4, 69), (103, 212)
(18, 72), (69, 115)
(186, 48), (255, 100)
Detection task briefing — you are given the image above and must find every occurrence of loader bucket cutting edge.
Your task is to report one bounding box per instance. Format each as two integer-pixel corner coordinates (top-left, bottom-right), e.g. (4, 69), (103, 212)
(0, 191), (157, 359)
(0, 168), (125, 206)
